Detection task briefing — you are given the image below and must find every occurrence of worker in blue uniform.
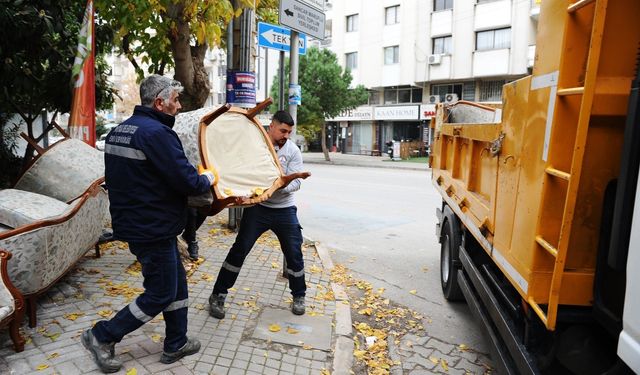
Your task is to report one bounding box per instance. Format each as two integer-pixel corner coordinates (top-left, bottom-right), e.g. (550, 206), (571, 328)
(81, 75), (216, 373)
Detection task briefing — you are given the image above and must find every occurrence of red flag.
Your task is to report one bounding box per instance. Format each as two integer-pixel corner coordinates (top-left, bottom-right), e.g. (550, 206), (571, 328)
(69, 0), (96, 146)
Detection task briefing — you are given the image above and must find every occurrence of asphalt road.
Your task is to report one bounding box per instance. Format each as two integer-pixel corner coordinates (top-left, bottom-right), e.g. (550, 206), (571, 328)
(295, 163), (491, 353)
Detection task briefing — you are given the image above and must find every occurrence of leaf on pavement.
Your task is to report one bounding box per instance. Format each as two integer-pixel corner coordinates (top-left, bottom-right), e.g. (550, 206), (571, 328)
(441, 359), (449, 371)
(268, 324), (281, 332)
(150, 334), (162, 343)
(126, 368), (137, 375)
(286, 327), (299, 334)
(97, 310), (113, 318)
(46, 352), (59, 359)
(63, 312), (85, 321)
(409, 290), (417, 295)
(36, 364), (49, 371)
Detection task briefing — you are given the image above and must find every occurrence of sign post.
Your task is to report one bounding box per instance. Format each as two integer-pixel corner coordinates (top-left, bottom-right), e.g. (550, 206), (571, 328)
(278, 0), (326, 40)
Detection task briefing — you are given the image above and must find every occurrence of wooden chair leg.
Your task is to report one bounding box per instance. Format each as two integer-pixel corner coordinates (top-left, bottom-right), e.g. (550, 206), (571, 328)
(9, 318), (25, 352)
(27, 296), (37, 328)
(95, 243), (101, 258)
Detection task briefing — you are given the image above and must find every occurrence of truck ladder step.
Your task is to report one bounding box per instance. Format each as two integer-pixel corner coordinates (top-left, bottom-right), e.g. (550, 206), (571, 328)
(545, 167), (571, 181)
(568, 0), (595, 13)
(535, 236), (558, 257)
(528, 297), (549, 326)
(557, 87), (585, 96)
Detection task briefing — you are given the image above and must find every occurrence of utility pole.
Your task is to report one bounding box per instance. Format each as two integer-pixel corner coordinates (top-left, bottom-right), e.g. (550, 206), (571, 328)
(288, 31), (299, 137)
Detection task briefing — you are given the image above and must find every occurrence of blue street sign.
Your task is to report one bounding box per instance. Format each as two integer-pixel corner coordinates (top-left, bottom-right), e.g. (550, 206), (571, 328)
(257, 22), (306, 55)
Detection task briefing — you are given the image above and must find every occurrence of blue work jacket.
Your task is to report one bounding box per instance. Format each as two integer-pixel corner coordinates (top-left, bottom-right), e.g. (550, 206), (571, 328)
(104, 106), (210, 242)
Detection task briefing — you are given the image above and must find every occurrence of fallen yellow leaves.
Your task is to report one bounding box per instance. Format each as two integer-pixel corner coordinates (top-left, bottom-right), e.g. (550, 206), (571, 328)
(201, 273), (214, 281)
(46, 352), (60, 360)
(102, 282), (144, 302)
(330, 264), (426, 375)
(286, 327), (299, 334)
(409, 290), (417, 295)
(98, 310), (113, 318)
(36, 364), (49, 371)
(302, 344), (313, 350)
(63, 312), (85, 321)
(126, 368), (137, 375)
(271, 262), (280, 269)
(268, 324), (281, 332)
(150, 334), (162, 343)
(125, 261), (142, 276)
(309, 264), (323, 274)
(441, 358), (449, 371)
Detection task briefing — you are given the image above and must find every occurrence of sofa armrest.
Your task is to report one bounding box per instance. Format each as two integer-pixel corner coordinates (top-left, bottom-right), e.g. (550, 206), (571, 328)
(0, 250), (24, 319)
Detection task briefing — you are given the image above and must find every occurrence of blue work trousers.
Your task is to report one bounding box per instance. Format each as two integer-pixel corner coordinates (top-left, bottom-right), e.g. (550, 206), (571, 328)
(213, 205), (306, 297)
(92, 238), (189, 352)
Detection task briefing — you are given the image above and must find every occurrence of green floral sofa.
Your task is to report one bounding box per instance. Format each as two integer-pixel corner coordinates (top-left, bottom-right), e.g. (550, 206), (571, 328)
(0, 138), (107, 327)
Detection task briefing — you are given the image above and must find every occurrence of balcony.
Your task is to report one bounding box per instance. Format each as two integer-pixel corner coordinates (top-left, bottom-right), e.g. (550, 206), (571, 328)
(473, 49), (510, 77)
(429, 54), (452, 81)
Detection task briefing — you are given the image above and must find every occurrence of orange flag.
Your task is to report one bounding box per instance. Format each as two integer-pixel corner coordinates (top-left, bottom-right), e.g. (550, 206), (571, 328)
(69, 0), (96, 146)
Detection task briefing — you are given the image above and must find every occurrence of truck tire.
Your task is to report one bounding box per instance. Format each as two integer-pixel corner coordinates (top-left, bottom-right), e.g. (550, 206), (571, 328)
(440, 206), (464, 301)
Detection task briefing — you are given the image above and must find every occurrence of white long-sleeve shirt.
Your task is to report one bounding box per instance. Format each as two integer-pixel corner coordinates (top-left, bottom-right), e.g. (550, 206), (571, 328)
(260, 140), (303, 209)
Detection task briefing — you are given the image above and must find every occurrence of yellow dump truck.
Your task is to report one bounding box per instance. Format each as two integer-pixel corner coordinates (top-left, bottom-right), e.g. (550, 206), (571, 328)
(431, 0), (640, 373)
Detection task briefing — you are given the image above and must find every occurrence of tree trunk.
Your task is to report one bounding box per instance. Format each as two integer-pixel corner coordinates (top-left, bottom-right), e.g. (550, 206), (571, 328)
(321, 121), (330, 161)
(166, 4), (210, 111)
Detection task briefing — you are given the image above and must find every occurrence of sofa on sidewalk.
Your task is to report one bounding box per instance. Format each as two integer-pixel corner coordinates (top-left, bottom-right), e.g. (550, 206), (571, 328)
(0, 250), (25, 352)
(0, 137), (107, 327)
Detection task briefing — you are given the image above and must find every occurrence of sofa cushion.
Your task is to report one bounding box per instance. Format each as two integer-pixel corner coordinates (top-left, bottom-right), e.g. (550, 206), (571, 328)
(0, 189), (69, 229)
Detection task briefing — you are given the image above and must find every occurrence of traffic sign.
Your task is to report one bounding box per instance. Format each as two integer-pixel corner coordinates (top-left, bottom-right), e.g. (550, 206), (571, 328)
(298, 0), (323, 11)
(257, 22), (307, 54)
(279, 0), (325, 40)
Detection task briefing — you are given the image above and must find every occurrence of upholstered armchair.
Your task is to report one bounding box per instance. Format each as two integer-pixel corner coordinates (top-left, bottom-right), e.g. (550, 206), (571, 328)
(0, 250), (25, 352)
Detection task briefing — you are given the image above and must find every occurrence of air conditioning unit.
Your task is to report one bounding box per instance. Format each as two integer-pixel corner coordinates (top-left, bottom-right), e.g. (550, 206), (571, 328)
(428, 54), (442, 65)
(428, 95), (440, 104)
(444, 93), (459, 103)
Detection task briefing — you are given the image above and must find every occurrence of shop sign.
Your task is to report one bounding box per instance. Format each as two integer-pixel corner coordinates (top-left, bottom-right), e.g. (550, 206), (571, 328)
(329, 106), (373, 121)
(420, 104), (437, 120)
(374, 105), (419, 120)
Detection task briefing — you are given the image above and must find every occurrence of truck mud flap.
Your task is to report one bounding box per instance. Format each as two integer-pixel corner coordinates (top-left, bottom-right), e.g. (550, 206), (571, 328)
(458, 245), (538, 375)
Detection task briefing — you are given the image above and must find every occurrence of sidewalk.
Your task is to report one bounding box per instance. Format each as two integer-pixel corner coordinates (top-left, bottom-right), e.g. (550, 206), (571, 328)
(302, 152), (430, 171)
(0, 212), (345, 375)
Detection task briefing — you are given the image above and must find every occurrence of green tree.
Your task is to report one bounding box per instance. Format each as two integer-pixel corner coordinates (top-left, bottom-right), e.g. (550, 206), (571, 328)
(95, 0), (278, 111)
(0, 0), (115, 182)
(270, 47), (368, 161)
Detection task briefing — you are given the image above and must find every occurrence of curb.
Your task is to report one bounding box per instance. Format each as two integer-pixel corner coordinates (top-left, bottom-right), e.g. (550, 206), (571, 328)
(306, 237), (354, 374)
(304, 159), (429, 172)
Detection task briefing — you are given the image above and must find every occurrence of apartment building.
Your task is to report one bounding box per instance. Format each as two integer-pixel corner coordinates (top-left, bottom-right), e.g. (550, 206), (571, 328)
(324, 0), (539, 156)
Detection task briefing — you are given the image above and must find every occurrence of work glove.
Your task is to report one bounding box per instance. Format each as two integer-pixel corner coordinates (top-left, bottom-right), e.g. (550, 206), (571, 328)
(198, 164), (218, 186)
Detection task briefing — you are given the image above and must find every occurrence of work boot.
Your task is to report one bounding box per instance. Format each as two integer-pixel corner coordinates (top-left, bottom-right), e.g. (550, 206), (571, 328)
(292, 296), (305, 315)
(81, 329), (122, 373)
(209, 293), (226, 319)
(187, 241), (199, 260)
(160, 337), (201, 364)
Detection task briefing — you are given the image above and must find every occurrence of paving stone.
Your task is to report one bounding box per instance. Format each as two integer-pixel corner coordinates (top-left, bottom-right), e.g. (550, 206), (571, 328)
(455, 357), (489, 374)
(424, 337), (456, 355)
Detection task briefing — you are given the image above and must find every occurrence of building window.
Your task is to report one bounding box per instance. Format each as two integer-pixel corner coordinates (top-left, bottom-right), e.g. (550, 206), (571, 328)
(384, 45), (399, 65)
(383, 87), (423, 104)
(385, 5), (400, 25)
(345, 52), (358, 70)
(432, 36), (452, 54)
(434, 0), (453, 11)
(368, 90), (380, 105)
(479, 80), (506, 102)
(431, 83), (463, 102)
(476, 28), (511, 51)
(346, 14), (358, 32)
